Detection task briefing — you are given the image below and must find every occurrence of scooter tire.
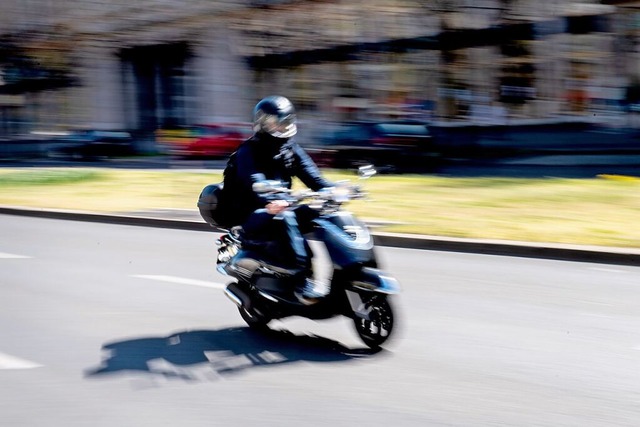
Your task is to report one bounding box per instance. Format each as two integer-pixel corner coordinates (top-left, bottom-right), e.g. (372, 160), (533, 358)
(238, 306), (271, 331)
(353, 295), (394, 349)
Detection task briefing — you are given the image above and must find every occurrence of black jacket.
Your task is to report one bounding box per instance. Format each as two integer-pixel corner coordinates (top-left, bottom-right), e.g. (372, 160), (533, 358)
(222, 133), (332, 226)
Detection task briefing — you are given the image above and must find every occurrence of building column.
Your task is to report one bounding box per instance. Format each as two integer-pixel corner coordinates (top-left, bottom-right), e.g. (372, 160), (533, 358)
(77, 43), (126, 130)
(190, 26), (253, 124)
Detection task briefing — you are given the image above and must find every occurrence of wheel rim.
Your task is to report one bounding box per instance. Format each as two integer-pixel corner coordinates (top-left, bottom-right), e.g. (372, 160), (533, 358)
(354, 296), (394, 348)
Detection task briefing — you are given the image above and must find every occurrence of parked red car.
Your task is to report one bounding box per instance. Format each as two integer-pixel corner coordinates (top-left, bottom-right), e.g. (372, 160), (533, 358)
(163, 123), (251, 158)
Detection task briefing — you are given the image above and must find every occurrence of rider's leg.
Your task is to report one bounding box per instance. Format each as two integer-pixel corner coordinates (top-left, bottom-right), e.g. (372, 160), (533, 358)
(280, 210), (309, 269)
(241, 209), (290, 266)
(282, 209), (327, 304)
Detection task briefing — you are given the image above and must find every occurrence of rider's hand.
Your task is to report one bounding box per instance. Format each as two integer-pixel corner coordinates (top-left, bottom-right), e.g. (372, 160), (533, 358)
(266, 199), (289, 215)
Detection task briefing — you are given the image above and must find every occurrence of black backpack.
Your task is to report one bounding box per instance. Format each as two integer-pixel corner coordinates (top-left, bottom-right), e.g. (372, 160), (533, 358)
(222, 150), (239, 197)
(197, 151), (237, 228)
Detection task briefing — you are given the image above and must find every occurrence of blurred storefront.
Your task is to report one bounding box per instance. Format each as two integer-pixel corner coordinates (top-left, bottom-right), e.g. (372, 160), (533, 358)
(0, 0), (639, 144)
(241, 1), (626, 125)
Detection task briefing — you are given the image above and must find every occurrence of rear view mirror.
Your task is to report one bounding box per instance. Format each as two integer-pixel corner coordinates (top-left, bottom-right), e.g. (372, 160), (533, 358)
(358, 165), (377, 179)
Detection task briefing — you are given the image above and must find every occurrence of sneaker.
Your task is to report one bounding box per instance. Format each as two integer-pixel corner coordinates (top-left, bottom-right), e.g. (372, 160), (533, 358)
(294, 278), (327, 305)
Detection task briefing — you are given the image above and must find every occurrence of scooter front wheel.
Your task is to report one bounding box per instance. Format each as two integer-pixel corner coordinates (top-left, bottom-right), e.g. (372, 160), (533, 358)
(238, 306), (271, 331)
(353, 295), (394, 349)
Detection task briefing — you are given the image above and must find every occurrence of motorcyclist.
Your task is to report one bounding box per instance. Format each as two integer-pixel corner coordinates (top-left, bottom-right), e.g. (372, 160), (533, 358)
(221, 95), (334, 304)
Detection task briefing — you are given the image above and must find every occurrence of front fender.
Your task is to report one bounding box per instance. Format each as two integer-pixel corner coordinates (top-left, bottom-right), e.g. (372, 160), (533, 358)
(349, 267), (401, 295)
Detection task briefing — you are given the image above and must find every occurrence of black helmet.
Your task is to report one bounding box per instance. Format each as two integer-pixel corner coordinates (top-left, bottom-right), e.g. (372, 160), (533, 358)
(252, 95), (297, 139)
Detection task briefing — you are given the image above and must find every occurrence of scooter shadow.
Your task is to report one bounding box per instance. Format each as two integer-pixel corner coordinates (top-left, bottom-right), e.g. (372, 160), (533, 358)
(85, 327), (383, 381)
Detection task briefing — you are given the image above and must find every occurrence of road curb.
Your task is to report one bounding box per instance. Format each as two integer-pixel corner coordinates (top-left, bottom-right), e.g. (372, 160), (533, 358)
(372, 232), (640, 266)
(1, 205), (639, 267)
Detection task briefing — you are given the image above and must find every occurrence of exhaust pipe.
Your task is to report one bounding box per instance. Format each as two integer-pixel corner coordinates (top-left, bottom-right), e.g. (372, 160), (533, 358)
(224, 287), (243, 307)
(224, 282), (252, 309)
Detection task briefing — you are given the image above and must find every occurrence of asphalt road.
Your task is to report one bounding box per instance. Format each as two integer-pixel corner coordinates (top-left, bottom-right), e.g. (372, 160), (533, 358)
(2, 215), (640, 426)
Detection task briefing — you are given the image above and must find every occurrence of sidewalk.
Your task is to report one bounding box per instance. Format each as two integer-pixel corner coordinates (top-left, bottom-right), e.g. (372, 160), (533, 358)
(2, 205), (639, 267)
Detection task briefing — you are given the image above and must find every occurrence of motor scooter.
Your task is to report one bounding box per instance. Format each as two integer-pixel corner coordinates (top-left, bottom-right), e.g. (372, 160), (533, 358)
(198, 166), (400, 349)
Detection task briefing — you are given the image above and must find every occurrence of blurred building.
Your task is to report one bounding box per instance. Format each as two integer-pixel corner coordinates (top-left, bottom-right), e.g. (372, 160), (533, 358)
(0, 0), (639, 141)
(0, 0), (254, 138)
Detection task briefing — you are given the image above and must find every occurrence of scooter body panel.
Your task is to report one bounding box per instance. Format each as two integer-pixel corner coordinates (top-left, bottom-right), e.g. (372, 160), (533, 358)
(313, 212), (377, 269)
(212, 176), (400, 347)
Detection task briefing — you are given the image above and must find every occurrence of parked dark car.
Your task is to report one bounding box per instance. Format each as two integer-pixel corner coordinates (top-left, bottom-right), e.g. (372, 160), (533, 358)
(308, 120), (439, 172)
(48, 130), (134, 160)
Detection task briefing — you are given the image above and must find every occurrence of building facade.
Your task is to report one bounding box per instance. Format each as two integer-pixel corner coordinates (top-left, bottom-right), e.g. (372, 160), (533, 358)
(1, 0), (639, 141)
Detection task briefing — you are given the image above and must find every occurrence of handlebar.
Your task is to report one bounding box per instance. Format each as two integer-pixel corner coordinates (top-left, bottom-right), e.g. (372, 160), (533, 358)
(253, 181), (366, 213)
(251, 165), (374, 213)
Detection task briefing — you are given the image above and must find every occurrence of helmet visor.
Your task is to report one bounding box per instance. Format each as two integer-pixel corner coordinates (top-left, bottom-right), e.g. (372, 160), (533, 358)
(256, 112), (297, 138)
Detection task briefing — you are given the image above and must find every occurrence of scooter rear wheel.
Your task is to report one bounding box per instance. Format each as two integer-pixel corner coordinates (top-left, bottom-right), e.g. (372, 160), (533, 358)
(353, 295), (394, 349)
(238, 306), (271, 331)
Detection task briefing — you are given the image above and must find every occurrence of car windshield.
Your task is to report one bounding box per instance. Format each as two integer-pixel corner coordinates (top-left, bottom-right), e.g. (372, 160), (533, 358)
(374, 124), (429, 137)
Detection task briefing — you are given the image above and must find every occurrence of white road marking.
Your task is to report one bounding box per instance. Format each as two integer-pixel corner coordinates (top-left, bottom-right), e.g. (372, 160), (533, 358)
(588, 267), (624, 274)
(0, 252), (31, 259)
(0, 352), (42, 370)
(575, 300), (614, 306)
(132, 275), (226, 290)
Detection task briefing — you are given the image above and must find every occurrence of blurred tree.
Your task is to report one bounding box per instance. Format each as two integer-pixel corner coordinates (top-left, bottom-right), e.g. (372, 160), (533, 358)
(0, 35), (76, 95)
